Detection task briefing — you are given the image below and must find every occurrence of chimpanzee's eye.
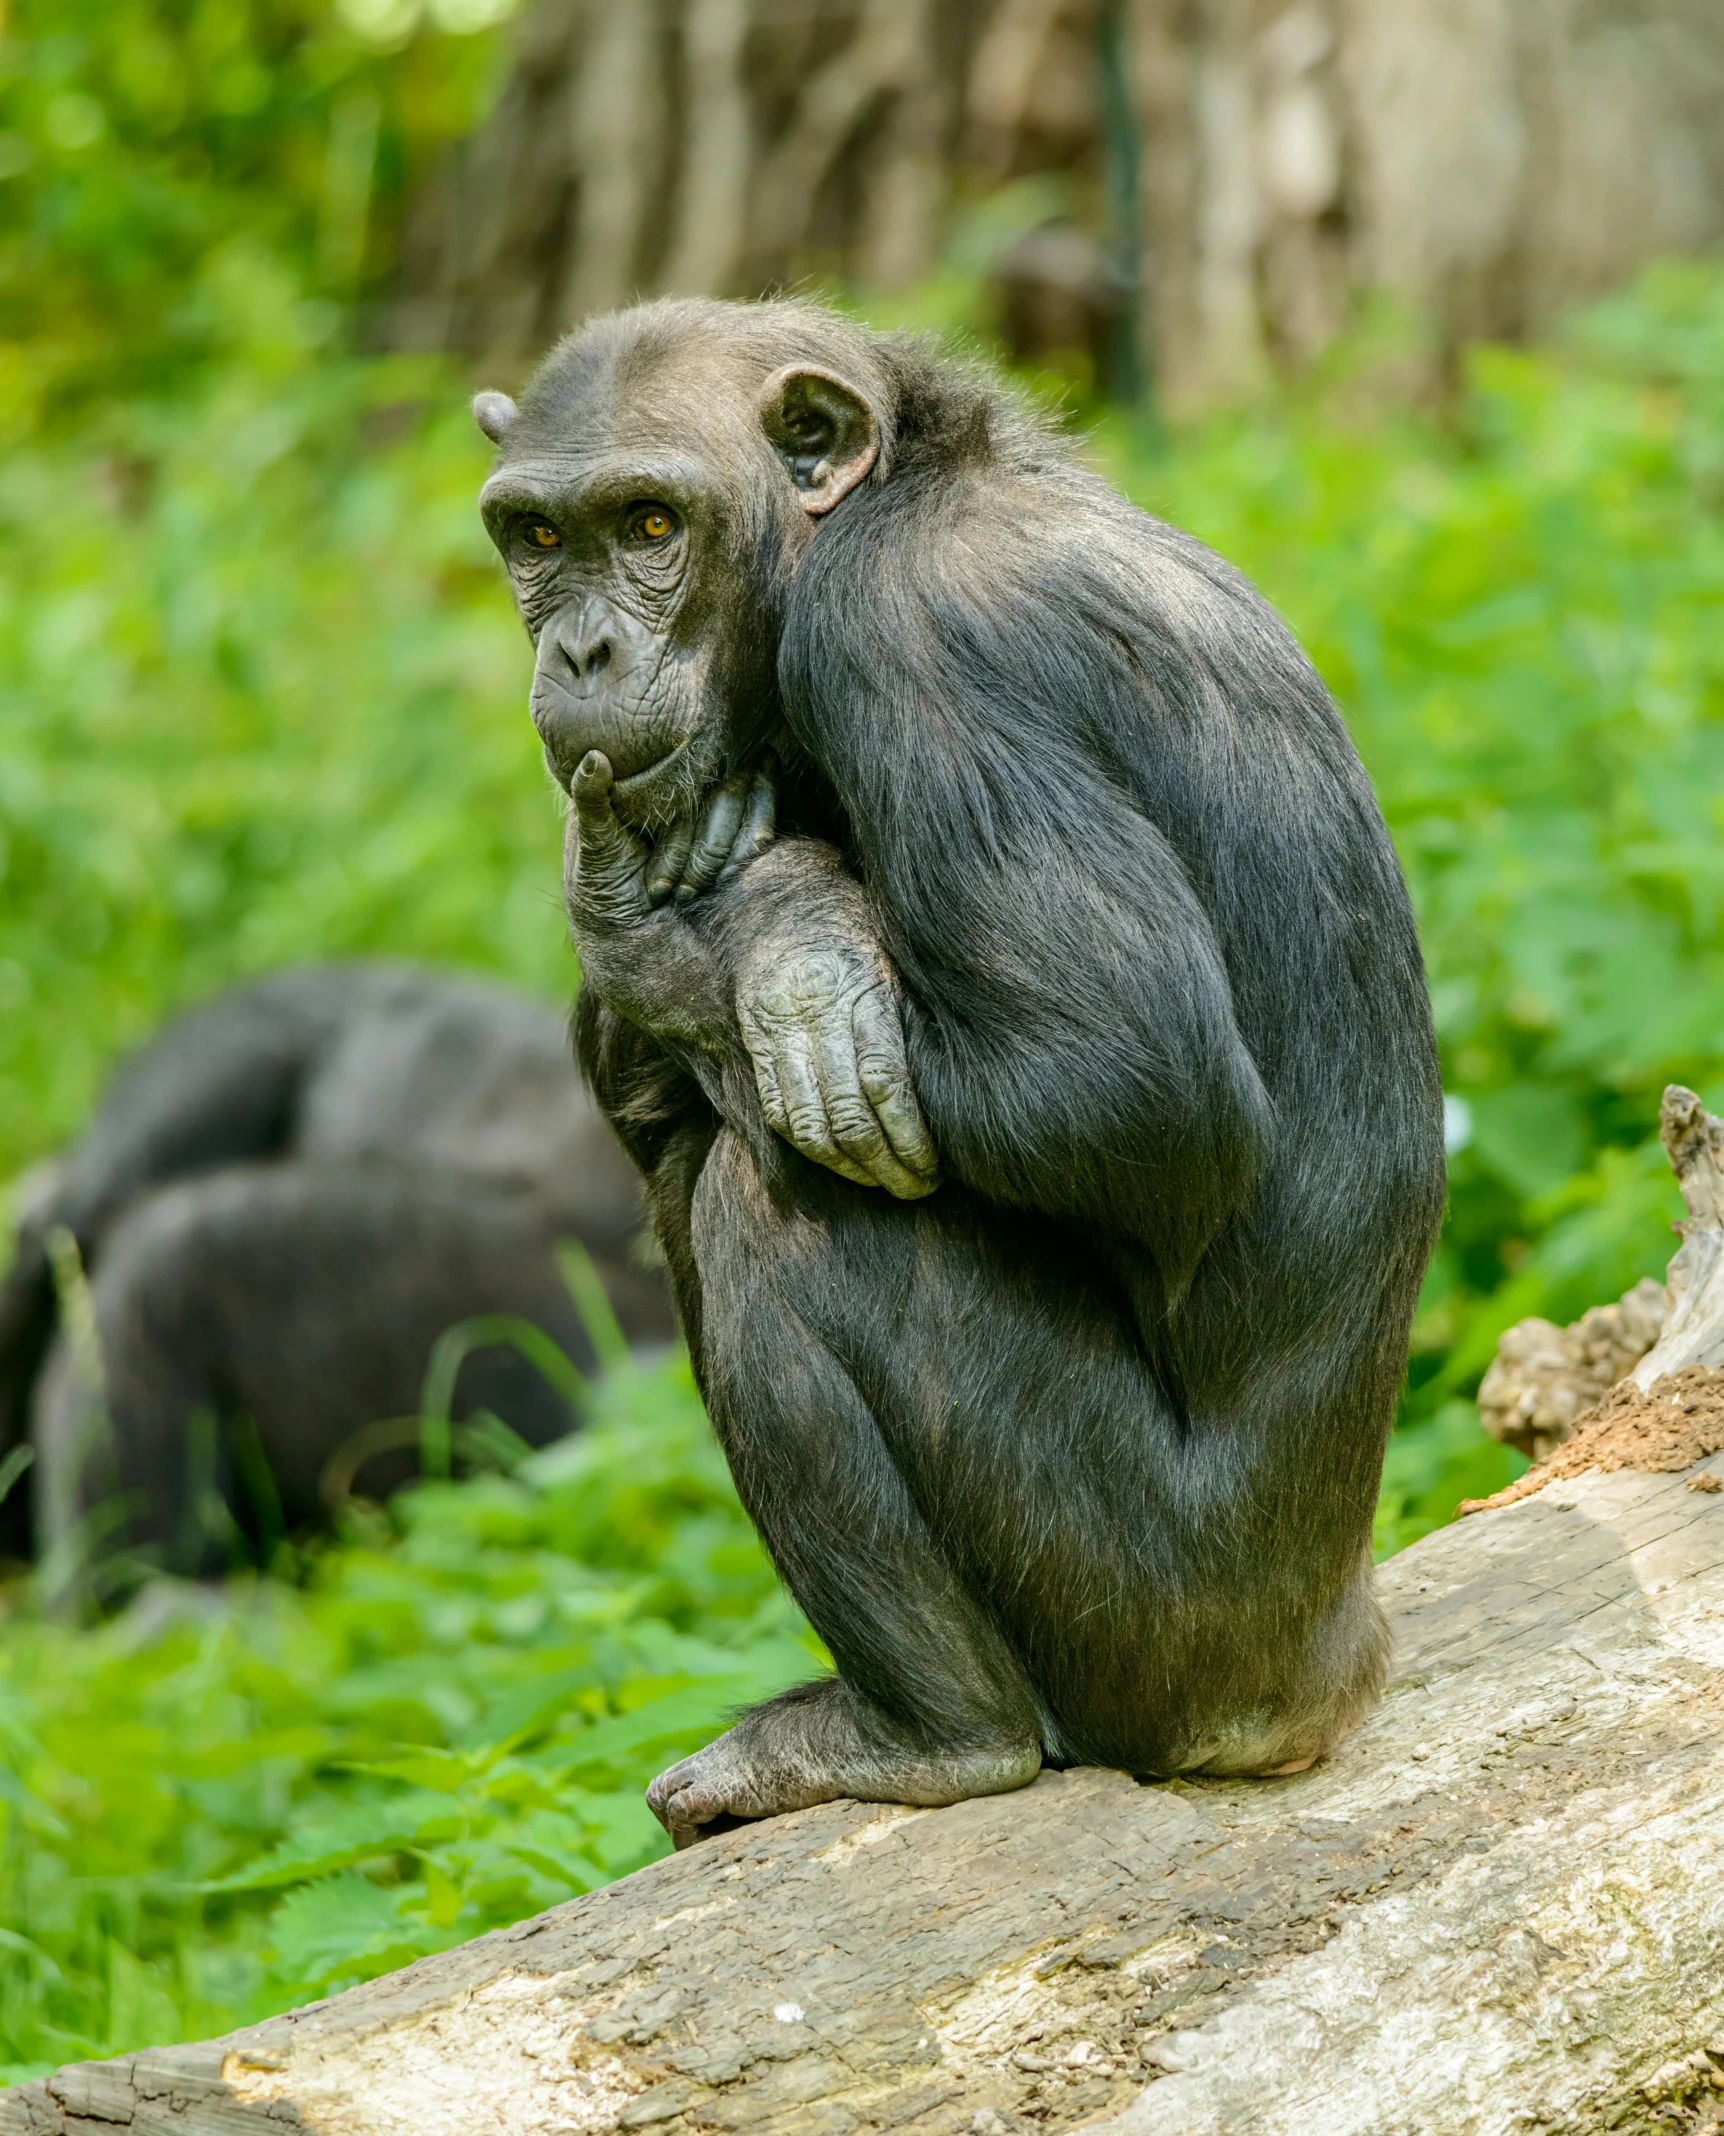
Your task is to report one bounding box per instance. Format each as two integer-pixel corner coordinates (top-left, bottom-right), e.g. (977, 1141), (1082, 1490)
(627, 504), (678, 544)
(525, 522), (560, 548)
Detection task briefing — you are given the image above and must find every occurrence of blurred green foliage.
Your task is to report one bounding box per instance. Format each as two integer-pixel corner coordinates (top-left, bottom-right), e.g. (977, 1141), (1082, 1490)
(0, 0), (552, 1157)
(0, 349), (559, 1162)
(4, 0), (1724, 2076)
(0, 1354), (814, 2081)
(0, 0), (504, 428)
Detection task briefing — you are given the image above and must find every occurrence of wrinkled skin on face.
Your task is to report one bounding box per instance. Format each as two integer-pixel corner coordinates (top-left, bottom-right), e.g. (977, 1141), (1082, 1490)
(477, 342), (876, 842)
(479, 445), (753, 828)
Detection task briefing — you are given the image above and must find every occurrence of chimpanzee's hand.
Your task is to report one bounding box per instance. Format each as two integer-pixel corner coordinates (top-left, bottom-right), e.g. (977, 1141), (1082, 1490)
(566, 751), (655, 934)
(736, 934), (940, 1201)
(569, 756), (776, 940)
(564, 752), (733, 1053)
(647, 766), (776, 909)
(570, 760), (938, 1197)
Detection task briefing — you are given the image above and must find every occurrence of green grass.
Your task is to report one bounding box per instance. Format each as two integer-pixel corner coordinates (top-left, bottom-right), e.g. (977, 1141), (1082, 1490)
(0, 1352), (815, 2081)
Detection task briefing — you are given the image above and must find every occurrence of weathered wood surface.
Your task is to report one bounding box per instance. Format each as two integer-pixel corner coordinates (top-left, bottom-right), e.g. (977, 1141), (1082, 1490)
(6, 1451), (1724, 2136)
(1631, 1088), (1724, 1394)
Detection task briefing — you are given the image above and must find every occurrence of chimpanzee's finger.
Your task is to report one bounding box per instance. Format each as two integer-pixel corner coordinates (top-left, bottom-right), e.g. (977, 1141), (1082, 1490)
(569, 751), (624, 865)
(717, 770), (777, 886)
(741, 1005), (858, 1180)
(773, 1028), (876, 1186)
(854, 991), (940, 1193)
(749, 1031), (788, 1136)
(570, 752), (653, 926)
(648, 816), (695, 908)
(740, 999), (811, 1166)
(811, 1003), (928, 1198)
(676, 777), (747, 904)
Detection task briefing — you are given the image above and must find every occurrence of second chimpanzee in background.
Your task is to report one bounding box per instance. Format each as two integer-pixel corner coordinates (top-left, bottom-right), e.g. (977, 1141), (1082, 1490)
(474, 297), (1447, 1842)
(0, 964), (673, 1576)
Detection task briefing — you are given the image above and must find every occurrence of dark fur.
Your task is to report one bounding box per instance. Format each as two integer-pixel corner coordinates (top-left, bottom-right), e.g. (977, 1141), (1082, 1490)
(0, 964), (671, 1572)
(482, 297), (1446, 1801)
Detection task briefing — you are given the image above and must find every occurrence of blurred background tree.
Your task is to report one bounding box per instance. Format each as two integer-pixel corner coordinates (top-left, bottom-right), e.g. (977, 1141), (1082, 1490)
(1, 0), (1722, 2070)
(390, 0), (1724, 407)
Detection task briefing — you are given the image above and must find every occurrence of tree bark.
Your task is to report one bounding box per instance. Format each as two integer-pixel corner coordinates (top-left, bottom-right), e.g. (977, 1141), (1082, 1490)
(387, 0), (1012, 372)
(389, 0), (1724, 414)
(1335, 0), (1724, 359)
(1128, 0), (1724, 412)
(7, 1449), (1724, 2136)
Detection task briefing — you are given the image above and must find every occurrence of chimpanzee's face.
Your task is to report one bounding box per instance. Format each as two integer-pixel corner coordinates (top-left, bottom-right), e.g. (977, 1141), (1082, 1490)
(479, 428), (763, 827)
(476, 323), (883, 829)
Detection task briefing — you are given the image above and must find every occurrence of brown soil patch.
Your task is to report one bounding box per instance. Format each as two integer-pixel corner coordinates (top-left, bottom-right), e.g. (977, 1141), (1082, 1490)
(1459, 1364), (1724, 1514)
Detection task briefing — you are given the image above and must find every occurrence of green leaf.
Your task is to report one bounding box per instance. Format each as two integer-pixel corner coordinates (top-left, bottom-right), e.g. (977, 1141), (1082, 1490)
(267, 1875), (444, 1993)
(336, 1748), (487, 1795)
(422, 1862), (465, 1930)
(1467, 1086), (1588, 1202)
(202, 1794), (461, 1892)
(541, 1680), (761, 1778)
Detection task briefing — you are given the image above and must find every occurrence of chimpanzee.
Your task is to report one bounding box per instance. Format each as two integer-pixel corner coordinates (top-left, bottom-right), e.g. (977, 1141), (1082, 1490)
(474, 297), (1446, 1843)
(0, 964), (672, 1573)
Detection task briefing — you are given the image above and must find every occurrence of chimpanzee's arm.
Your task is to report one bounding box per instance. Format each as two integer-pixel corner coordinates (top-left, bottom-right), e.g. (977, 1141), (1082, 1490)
(779, 487), (1283, 1284)
(563, 754), (939, 1201)
(892, 785), (1271, 1278)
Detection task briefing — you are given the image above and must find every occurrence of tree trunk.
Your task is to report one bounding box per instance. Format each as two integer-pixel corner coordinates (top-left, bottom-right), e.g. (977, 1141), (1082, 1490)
(387, 0), (1016, 370)
(1126, 0), (1724, 414)
(1478, 1087), (1724, 1470)
(8, 1449), (1724, 2136)
(389, 0), (1724, 411)
(1628, 1089), (1724, 1393)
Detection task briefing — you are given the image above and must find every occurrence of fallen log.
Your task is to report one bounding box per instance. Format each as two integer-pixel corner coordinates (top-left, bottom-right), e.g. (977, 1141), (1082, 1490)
(4, 1453), (1722, 2136)
(10, 1090), (1724, 2136)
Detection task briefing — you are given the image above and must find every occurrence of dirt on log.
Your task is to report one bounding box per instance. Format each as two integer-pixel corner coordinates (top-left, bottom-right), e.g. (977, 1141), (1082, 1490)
(5, 1451), (1724, 2136)
(1465, 1364), (1724, 1515)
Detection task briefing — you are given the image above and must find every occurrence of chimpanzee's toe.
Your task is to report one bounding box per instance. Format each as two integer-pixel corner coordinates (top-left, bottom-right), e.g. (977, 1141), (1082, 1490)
(647, 1742), (749, 1847)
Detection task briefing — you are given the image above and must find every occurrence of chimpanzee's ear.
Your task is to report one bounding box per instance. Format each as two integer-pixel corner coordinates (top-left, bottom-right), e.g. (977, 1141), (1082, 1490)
(472, 390), (519, 445)
(758, 366), (879, 516)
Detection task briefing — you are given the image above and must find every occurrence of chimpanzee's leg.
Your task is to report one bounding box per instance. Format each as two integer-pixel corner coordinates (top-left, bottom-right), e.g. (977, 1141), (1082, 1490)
(648, 1124), (1391, 1841)
(646, 1129), (1044, 1844)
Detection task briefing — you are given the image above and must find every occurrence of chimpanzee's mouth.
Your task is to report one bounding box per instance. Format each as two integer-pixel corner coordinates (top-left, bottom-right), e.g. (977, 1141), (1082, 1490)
(609, 737), (693, 825)
(612, 737), (685, 789)
(541, 723), (687, 803)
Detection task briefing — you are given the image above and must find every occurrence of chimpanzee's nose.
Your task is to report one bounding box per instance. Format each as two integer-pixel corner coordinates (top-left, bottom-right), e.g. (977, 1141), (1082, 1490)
(530, 595), (668, 786)
(544, 601), (617, 692)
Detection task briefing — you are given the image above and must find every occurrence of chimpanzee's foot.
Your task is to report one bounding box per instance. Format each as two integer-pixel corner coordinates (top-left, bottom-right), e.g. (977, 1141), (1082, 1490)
(645, 1679), (1041, 1849)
